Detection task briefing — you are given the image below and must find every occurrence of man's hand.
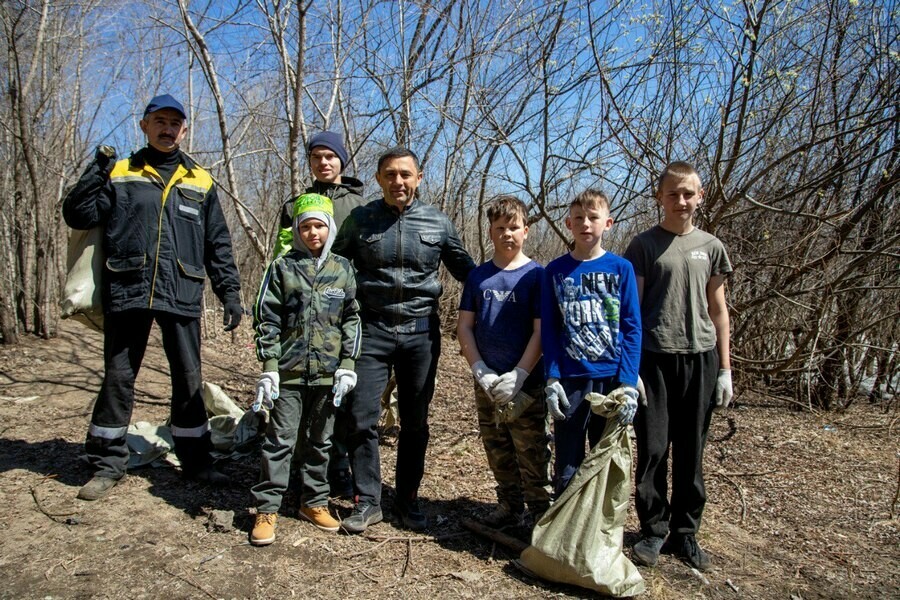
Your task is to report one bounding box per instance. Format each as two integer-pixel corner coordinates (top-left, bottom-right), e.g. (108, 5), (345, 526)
(471, 360), (500, 394)
(253, 371), (279, 414)
(715, 369), (733, 408)
(332, 369), (358, 407)
(223, 302), (243, 331)
(544, 378), (570, 420)
(95, 145), (117, 175)
(490, 367), (529, 403)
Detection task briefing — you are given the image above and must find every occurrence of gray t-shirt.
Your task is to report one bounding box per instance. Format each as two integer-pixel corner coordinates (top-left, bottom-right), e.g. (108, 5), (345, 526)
(624, 225), (732, 354)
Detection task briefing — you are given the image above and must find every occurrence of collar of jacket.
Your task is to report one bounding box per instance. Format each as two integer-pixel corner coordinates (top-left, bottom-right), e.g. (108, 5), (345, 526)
(378, 197), (420, 215)
(310, 176), (364, 196)
(129, 147), (197, 171)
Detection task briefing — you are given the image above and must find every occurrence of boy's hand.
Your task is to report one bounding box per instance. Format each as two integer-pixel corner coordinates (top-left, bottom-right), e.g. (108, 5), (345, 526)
(332, 369), (358, 407)
(253, 371), (279, 413)
(636, 376), (647, 407)
(490, 367), (529, 403)
(715, 369), (733, 408)
(471, 361), (500, 393)
(544, 378), (569, 420)
(612, 385), (639, 425)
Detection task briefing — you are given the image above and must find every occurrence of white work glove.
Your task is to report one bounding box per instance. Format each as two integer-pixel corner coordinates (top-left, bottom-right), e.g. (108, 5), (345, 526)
(253, 371), (279, 413)
(715, 369), (733, 408)
(544, 378), (570, 420)
(471, 360), (500, 393)
(490, 367), (529, 404)
(637, 376), (647, 407)
(332, 369), (358, 407)
(616, 385), (639, 425)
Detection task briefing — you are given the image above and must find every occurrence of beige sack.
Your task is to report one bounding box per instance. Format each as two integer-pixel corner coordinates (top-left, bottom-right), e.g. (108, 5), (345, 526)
(518, 392), (646, 597)
(60, 227), (104, 331)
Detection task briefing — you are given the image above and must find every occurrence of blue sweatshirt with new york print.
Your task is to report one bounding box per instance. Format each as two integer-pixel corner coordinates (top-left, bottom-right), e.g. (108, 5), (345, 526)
(540, 251), (641, 386)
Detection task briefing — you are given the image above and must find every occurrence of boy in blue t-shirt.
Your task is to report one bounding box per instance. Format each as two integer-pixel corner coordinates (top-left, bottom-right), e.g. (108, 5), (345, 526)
(541, 189), (642, 495)
(457, 195), (552, 527)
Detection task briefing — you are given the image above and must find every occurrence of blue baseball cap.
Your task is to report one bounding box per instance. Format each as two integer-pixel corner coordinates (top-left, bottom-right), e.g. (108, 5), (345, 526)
(143, 94), (186, 119)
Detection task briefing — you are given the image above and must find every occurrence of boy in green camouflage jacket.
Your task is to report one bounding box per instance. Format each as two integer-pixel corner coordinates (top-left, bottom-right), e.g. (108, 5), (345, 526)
(249, 193), (362, 545)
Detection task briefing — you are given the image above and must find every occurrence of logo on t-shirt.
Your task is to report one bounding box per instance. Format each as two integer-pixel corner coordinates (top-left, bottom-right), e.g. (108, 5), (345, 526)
(483, 289), (516, 303)
(690, 250), (709, 261)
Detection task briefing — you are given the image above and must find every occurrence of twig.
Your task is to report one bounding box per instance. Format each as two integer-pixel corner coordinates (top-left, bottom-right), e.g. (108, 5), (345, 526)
(891, 454), (899, 520)
(346, 537), (392, 557)
(711, 471), (747, 524)
(726, 578), (740, 592)
(362, 531), (468, 543)
(401, 538), (412, 578)
(461, 517), (529, 554)
(715, 470), (776, 477)
(163, 566), (217, 600)
(30, 475), (78, 523)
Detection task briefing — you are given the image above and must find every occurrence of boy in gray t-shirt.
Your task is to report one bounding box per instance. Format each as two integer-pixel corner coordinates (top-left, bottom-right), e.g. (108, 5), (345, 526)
(623, 161), (733, 572)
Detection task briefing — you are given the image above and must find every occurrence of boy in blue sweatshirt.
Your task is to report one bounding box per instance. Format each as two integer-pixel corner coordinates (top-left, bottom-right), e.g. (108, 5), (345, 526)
(541, 189), (642, 495)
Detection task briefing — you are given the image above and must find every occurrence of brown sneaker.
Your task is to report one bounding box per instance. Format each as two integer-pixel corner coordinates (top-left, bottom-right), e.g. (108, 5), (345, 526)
(299, 505), (340, 532)
(251, 513), (277, 546)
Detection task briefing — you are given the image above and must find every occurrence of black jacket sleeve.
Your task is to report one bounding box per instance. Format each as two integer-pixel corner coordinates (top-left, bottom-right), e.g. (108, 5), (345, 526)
(62, 159), (113, 230)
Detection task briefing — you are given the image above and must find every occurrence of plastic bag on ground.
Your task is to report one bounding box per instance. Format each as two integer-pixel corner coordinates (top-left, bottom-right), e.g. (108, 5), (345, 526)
(518, 391), (645, 597)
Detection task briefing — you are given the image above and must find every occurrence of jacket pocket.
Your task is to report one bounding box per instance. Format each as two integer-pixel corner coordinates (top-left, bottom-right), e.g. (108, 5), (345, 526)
(106, 254), (147, 301)
(417, 231), (443, 271)
(174, 187), (204, 226)
(176, 259), (206, 306)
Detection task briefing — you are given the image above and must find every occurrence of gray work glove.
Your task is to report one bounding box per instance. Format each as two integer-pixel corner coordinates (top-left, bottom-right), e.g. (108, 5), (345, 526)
(490, 367), (529, 404)
(544, 378), (570, 420)
(471, 360), (500, 394)
(637, 376), (647, 407)
(715, 369), (733, 408)
(331, 369), (357, 407)
(613, 385), (639, 425)
(253, 371), (279, 414)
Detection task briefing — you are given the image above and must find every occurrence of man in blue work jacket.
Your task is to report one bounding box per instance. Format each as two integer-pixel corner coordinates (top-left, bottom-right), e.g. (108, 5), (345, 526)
(63, 94), (243, 501)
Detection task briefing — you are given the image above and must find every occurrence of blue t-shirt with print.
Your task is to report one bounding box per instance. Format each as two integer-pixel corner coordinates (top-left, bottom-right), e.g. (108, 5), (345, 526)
(459, 260), (543, 383)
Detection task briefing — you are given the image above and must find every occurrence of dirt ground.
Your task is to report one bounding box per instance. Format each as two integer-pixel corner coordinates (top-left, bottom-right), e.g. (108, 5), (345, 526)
(0, 318), (897, 599)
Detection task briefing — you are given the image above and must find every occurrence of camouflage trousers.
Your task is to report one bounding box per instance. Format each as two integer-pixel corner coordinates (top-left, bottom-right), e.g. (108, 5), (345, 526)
(474, 382), (552, 515)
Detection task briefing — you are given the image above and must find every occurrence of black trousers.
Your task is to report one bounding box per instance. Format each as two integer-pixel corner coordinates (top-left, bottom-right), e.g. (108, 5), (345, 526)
(634, 349), (718, 537)
(344, 319), (440, 506)
(85, 310), (213, 479)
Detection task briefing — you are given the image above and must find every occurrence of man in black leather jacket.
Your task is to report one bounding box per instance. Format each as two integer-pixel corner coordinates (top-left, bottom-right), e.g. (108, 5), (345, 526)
(333, 147), (475, 533)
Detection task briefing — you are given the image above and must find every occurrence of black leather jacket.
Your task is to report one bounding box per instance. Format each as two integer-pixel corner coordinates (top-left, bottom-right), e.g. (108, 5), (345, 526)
(333, 198), (475, 332)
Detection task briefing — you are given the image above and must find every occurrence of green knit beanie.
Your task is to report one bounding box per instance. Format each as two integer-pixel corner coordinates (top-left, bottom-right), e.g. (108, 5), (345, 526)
(292, 193), (334, 220)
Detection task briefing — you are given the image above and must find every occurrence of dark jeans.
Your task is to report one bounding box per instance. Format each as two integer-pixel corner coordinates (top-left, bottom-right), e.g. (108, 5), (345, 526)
(551, 377), (614, 495)
(634, 349), (718, 538)
(345, 319), (440, 506)
(252, 384), (334, 513)
(85, 310), (213, 479)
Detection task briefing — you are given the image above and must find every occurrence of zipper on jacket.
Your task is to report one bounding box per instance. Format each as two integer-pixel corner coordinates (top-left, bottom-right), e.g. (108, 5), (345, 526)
(147, 164), (188, 310)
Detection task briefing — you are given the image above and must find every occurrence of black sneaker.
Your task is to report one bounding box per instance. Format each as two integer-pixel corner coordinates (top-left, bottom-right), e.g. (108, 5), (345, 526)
(661, 534), (711, 571)
(632, 535), (666, 567)
(341, 502), (383, 534)
(328, 470), (355, 499)
(393, 498), (427, 531)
